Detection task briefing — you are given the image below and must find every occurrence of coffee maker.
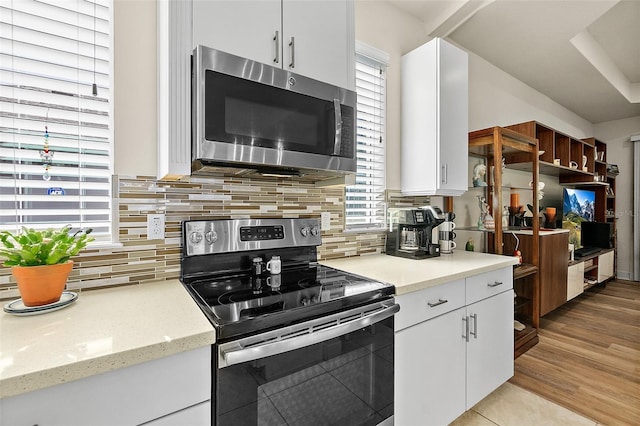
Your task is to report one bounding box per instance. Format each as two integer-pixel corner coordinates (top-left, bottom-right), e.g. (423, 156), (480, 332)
(386, 207), (445, 259)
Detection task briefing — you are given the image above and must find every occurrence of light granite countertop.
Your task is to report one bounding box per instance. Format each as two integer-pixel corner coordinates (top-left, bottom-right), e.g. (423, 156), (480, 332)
(320, 251), (519, 295)
(0, 279), (215, 399)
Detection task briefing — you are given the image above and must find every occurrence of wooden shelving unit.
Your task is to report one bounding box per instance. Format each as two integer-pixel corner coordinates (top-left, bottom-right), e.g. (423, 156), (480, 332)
(468, 126), (540, 358)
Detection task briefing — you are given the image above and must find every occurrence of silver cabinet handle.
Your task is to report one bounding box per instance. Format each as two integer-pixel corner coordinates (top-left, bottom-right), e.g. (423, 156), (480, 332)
(470, 313), (478, 339)
(219, 301), (399, 368)
(427, 298), (448, 308)
(289, 36), (295, 68)
(332, 99), (342, 155)
(441, 163), (448, 184)
(462, 316), (469, 342)
(488, 281), (503, 287)
(273, 30), (280, 64)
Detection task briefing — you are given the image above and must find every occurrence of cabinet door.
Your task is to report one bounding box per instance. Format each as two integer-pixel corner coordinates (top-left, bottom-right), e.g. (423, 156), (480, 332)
(395, 308), (466, 426)
(466, 290), (514, 409)
(0, 347), (211, 426)
(144, 401), (211, 426)
(436, 37), (468, 195)
(282, 0), (354, 89)
(567, 262), (584, 301)
(401, 38), (468, 196)
(597, 250), (614, 282)
(192, 0), (281, 66)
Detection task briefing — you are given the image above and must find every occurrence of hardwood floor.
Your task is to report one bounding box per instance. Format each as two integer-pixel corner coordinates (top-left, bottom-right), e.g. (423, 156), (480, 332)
(510, 279), (640, 426)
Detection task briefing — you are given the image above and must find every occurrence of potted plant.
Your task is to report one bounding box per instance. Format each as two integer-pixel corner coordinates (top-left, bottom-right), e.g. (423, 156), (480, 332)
(0, 226), (93, 306)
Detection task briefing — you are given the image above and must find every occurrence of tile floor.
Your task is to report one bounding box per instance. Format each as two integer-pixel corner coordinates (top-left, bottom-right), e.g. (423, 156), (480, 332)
(450, 382), (597, 426)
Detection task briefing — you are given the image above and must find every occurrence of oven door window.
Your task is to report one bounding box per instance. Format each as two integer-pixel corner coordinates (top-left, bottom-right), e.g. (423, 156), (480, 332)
(205, 70), (352, 158)
(216, 317), (394, 426)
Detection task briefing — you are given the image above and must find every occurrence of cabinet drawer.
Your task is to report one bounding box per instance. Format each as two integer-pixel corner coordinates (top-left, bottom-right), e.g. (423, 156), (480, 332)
(466, 267), (513, 305)
(395, 279), (465, 331)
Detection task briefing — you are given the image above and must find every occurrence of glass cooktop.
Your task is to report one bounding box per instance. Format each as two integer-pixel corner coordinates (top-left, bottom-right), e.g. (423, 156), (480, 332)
(184, 264), (394, 341)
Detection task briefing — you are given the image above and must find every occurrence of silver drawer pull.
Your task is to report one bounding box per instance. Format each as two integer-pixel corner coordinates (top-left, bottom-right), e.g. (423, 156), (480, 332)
(487, 281), (503, 287)
(427, 298), (448, 308)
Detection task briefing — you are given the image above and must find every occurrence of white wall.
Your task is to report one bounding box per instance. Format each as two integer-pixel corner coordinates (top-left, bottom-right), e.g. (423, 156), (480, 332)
(594, 116), (640, 280)
(355, 1), (427, 190)
(467, 54), (593, 137)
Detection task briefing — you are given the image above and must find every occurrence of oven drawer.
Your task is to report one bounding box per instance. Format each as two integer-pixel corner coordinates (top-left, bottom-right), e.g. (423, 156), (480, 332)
(395, 278), (465, 332)
(465, 267), (513, 305)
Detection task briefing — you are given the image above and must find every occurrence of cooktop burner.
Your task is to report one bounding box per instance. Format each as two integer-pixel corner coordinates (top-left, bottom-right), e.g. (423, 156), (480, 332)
(180, 218), (395, 341)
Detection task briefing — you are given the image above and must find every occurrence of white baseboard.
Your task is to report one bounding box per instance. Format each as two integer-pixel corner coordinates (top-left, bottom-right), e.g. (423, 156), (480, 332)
(616, 270), (632, 281)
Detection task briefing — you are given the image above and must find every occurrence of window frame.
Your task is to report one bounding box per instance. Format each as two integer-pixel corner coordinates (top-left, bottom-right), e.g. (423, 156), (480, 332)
(344, 42), (389, 232)
(0, 0), (115, 243)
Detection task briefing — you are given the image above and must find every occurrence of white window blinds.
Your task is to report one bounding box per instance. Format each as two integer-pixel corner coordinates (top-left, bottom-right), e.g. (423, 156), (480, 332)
(0, 0), (112, 241)
(345, 51), (387, 230)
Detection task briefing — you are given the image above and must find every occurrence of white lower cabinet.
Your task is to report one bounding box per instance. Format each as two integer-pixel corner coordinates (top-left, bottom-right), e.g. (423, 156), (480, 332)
(396, 306), (466, 425)
(597, 250), (614, 283)
(395, 267), (513, 425)
(465, 290), (514, 409)
(567, 261), (585, 301)
(143, 400), (211, 426)
(0, 346), (211, 426)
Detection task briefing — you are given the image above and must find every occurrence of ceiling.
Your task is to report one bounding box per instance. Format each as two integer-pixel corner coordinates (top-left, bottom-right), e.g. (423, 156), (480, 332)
(386, 0), (640, 124)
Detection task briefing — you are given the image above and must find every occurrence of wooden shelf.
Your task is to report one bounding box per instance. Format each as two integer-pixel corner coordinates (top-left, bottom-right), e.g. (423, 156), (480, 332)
(513, 263), (538, 280)
(470, 126), (540, 358)
(514, 296), (533, 311)
(584, 264), (598, 273)
(514, 322), (538, 359)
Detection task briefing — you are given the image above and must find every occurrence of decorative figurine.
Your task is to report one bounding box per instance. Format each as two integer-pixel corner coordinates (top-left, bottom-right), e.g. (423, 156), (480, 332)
(477, 195), (490, 229)
(502, 205), (509, 229)
(465, 238), (474, 252)
(472, 163), (487, 187)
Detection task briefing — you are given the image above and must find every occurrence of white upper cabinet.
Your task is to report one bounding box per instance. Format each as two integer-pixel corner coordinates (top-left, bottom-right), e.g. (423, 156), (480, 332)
(401, 37), (468, 196)
(192, 0), (355, 90)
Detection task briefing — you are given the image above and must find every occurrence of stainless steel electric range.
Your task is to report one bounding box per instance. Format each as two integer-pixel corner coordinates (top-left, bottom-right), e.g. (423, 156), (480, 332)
(180, 217), (398, 426)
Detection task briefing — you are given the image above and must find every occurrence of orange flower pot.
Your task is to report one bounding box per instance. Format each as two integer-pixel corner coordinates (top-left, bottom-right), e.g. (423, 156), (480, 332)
(12, 261), (73, 306)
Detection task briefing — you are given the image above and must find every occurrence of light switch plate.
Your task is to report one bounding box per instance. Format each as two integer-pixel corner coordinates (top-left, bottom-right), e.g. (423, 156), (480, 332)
(147, 214), (165, 240)
(321, 212), (331, 231)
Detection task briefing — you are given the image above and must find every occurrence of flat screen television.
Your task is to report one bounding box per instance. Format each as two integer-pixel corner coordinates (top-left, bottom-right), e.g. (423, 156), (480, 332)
(562, 188), (596, 247)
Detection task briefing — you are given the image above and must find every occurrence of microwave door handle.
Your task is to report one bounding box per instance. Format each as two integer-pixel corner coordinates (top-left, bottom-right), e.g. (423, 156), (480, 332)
(273, 30), (280, 64)
(333, 99), (342, 155)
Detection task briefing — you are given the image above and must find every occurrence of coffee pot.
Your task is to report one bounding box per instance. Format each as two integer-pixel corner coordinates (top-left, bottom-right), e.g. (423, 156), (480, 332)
(386, 207), (445, 259)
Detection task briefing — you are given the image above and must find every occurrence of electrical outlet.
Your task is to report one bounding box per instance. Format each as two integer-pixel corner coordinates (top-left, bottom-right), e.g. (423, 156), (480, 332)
(147, 214), (165, 240)
(321, 212), (331, 231)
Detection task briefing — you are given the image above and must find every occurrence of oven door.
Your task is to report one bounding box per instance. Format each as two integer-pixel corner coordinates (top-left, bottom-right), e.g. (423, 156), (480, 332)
(203, 70), (355, 158)
(215, 300), (399, 426)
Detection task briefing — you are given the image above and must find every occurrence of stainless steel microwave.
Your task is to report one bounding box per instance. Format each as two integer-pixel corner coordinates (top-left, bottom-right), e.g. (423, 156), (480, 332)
(191, 45), (357, 178)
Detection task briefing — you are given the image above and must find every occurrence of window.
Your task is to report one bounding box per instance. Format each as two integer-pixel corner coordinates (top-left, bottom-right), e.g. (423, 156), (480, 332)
(0, 0), (112, 241)
(345, 44), (388, 230)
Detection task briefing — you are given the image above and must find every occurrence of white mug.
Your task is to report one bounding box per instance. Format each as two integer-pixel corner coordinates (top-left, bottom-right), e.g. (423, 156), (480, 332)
(440, 240), (457, 253)
(266, 256), (281, 274)
(440, 221), (456, 231)
(267, 274), (281, 289)
(569, 160), (578, 169)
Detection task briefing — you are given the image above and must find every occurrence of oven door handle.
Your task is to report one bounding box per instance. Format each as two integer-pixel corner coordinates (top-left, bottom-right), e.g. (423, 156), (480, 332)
(218, 301), (400, 368)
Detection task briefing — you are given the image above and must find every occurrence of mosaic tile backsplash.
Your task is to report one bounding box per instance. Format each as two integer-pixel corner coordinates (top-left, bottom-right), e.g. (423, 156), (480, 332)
(0, 175), (430, 299)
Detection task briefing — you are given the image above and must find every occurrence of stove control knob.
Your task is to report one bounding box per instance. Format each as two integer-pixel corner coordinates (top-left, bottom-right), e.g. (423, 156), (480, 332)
(310, 295), (318, 303)
(189, 232), (203, 244)
(300, 297), (308, 306)
(310, 225), (319, 236)
(300, 226), (310, 237)
(205, 230), (218, 244)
